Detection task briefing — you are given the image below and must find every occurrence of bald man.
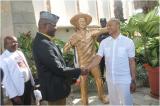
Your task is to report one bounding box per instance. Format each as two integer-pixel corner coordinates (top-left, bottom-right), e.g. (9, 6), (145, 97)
(87, 18), (136, 105)
(1, 36), (35, 105)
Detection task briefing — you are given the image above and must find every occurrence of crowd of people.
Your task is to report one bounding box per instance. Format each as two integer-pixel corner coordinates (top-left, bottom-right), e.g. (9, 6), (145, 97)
(0, 11), (136, 105)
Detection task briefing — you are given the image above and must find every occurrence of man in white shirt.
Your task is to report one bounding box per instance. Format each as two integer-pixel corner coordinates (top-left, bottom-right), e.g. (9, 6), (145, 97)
(0, 36), (35, 105)
(87, 18), (136, 105)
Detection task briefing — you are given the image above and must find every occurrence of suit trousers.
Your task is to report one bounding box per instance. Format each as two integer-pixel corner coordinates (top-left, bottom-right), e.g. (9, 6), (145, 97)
(11, 80), (32, 105)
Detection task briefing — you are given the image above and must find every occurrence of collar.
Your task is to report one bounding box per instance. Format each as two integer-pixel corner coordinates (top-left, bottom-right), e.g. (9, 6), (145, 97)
(4, 49), (12, 55)
(38, 32), (52, 40)
(1, 49), (15, 58)
(109, 33), (122, 40)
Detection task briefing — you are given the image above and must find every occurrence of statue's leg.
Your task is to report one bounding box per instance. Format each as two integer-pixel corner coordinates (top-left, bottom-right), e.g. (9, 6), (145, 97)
(91, 66), (109, 104)
(80, 75), (88, 105)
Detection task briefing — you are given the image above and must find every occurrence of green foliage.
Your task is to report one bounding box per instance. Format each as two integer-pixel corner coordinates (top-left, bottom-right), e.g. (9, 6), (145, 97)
(136, 63), (149, 86)
(120, 7), (159, 85)
(121, 7), (159, 38)
(52, 38), (74, 67)
(146, 37), (159, 67)
(18, 31), (37, 75)
(136, 63), (147, 81)
(53, 38), (65, 51)
(135, 52), (149, 86)
(121, 7), (159, 67)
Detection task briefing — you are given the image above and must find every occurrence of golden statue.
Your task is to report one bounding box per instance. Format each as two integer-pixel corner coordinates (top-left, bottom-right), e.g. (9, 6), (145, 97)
(64, 13), (108, 105)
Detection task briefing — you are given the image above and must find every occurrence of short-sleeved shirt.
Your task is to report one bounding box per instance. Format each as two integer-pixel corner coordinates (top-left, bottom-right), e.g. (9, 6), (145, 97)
(70, 29), (100, 67)
(97, 34), (135, 84)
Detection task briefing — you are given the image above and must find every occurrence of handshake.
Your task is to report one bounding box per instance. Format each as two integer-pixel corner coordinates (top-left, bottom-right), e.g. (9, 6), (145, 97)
(74, 67), (89, 86)
(80, 67), (89, 75)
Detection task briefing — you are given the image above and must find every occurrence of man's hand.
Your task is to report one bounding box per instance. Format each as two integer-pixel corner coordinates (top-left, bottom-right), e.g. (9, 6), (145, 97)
(12, 96), (22, 104)
(75, 79), (81, 86)
(75, 68), (88, 86)
(130, 80), (136, 93)
(86, 55), (102, 72)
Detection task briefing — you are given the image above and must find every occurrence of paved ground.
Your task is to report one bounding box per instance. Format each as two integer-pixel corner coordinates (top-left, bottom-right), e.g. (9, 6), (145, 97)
(3, 86), (159, 105)
(66, 86), (159, 105)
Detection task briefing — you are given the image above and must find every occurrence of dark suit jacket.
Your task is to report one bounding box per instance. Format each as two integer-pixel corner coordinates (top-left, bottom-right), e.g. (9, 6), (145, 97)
(32, 32), (81, 101)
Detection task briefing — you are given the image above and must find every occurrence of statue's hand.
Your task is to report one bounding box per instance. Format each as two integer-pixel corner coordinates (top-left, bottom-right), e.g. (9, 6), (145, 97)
(63, 43), (70, 53)
(70, 36), (79, 46)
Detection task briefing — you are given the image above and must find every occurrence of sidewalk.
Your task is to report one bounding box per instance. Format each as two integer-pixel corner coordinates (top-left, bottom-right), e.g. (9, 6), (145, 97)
(3, 87), (159, 105)
(66, 87), (159, 105)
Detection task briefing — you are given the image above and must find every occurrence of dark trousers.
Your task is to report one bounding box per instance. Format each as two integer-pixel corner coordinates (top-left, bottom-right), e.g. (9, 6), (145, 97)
(99, 57), (105, 82)
(1, 85), (3, 105)
(11, 80), (32, 105)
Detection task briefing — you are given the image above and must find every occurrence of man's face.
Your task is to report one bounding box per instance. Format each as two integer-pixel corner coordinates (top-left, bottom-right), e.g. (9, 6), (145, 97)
(6, 37), (18, 52)
(78, 18), (87, 29)
(107, 21), (119, 35)
(46, 23), (57, 37)
(100, 20), (106, 28)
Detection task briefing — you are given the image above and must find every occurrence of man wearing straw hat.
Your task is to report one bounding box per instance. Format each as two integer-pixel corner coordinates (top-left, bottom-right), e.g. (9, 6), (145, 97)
(64, 13), (109, 105)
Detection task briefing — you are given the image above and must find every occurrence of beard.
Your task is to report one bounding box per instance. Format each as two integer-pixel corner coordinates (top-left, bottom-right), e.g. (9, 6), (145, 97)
(47, 30), (56, 37)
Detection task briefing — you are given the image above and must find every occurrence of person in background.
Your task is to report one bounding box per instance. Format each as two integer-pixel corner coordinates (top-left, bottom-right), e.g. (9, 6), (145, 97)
(87, 18), (136, 105)
(97, 18), (110, 83)
(32, 11), (88, 105)
(0, 36), (35, 105)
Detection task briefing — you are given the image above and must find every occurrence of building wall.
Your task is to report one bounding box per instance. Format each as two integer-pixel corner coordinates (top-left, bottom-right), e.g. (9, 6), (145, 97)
(11, 1), (37, 37)
(55, 27), (75, 42)
(1, 1), (14, 53)
(0, 1), (37, 53)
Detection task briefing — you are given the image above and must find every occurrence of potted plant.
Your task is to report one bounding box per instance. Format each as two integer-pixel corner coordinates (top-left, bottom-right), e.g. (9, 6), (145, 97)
(121, 6), (159, 99)
(18, 31), (37, 76)
(143, 37), (159, 99)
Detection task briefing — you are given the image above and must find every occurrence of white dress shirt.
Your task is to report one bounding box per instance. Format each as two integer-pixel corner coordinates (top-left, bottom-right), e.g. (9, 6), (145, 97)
(97, 34), (135, 84)
(13, 51), (30, 82)
(0, 50), (35, 98)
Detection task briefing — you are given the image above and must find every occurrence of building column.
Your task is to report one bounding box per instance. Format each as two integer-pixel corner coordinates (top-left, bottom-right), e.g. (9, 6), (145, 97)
(0, 0), (37, 53)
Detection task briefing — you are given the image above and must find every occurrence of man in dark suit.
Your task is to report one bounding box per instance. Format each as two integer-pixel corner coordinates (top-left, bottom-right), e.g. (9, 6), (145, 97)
(32, 11), (87, 105)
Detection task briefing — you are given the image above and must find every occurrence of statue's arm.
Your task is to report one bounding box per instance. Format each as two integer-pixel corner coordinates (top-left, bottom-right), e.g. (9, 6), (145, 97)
(92, 27), (108, 38)
(64, 34), (78, 53)
(63, 40), (73, 53)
